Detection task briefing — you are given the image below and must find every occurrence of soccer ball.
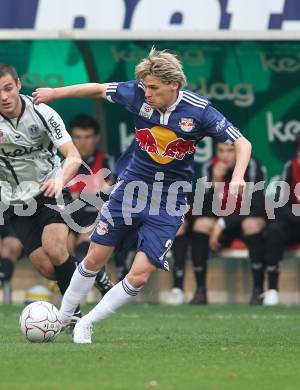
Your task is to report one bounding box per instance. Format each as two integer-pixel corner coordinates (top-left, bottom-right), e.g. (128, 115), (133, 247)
(19, 301), (62, 342)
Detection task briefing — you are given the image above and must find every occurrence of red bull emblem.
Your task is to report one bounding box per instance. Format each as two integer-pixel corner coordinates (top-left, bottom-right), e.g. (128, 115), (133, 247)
(96, 221), (109, 236)
(179, 118), (195, 132)
(162, 138), (196, 160)
(135, 126), (196, 163)
(135, 128), (159, 155)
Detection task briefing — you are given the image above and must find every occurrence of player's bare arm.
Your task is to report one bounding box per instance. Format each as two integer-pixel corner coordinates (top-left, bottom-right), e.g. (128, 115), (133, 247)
(41, 141), (81, 197)
(230, 136), (252, 196)
(32, 83), (109, 104)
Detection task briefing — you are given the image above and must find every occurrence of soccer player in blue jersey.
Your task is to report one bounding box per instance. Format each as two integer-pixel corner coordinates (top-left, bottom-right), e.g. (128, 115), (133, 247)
(33, 48), (251, 343)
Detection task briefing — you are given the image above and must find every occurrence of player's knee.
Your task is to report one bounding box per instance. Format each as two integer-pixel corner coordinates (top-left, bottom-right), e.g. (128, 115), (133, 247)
(2, 239), (22, 262)
(83, 245), (113, 271)
(242, 218), (265, 235)
(84, 254), (104, 272)
(1, 247), (19, 263)
(10, 246), (22, 262)
(126, 271), (151, 288)
(193, 217), (215, 235)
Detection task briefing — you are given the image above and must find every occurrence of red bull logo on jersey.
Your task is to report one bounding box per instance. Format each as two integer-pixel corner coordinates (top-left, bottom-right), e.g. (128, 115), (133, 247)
(135, 128), (159, 155)
(178, 118), (195, 132)
(162, 138), (196, 160)
(135, 126), (196, 164)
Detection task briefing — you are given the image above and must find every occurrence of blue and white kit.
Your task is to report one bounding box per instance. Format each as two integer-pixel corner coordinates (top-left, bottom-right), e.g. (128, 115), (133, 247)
(91, 80), (242, 270)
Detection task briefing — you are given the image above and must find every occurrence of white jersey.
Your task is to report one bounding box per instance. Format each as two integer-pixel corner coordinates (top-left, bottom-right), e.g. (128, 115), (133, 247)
(0, 94), (71, 203)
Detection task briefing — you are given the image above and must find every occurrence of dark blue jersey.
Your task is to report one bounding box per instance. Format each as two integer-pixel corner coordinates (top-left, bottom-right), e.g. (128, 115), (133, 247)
(106, 80), (242, 188)
(114, 139), (135, 178)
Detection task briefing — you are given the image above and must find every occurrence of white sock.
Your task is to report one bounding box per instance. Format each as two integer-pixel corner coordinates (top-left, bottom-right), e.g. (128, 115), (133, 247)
(60, 261), (98, 322)
(80, 277), (141, 326)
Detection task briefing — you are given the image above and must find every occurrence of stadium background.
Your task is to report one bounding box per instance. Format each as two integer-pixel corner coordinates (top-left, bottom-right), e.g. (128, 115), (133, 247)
(1, 0), (300, 182)
(1, 40), (299, 182)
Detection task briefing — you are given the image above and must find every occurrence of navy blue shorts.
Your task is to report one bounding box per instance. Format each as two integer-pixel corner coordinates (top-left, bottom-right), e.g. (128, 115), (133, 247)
(90, 181), (187, 271)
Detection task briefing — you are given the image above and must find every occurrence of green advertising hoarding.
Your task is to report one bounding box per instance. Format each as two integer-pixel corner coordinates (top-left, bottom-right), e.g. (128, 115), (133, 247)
(1, 40), (299, 181)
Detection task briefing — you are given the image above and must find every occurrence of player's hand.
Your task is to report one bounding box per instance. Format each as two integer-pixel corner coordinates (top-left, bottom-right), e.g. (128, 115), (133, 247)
(229, 176), (246, 197)
(209, 223), (223, 251)
(32, 88), (56, 105)
(212, 162), (228, 182)
(40, 178), (63, 198)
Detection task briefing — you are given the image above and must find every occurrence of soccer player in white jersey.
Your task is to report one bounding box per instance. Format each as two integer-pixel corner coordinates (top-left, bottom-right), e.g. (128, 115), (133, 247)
(33, 48), (251, 344)
(0, 64), (103, 322)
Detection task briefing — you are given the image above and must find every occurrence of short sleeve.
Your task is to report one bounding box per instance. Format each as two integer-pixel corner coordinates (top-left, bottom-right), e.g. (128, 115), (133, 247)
(105, 80), (140, 110)
(34, 103), (71, 147)
(202, 105), (242, 144)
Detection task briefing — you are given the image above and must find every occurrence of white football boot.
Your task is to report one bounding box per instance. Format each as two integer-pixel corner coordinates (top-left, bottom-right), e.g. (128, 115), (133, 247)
(73, 320), (93, 344)
(166, 288), (185, 305)
(263, 289), (279, 306)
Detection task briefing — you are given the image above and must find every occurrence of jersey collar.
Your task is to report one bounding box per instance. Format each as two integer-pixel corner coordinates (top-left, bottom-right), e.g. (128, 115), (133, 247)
(17, 96), (26, 126)
(167, 90), (183, 111)
(157, 90), (183, 114)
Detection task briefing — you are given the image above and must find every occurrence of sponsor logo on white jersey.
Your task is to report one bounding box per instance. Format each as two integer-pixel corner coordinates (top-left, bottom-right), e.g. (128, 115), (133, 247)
(48, 116), (63, 140)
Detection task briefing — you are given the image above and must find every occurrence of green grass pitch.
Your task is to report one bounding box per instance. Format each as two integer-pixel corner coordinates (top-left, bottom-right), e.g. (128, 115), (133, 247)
(0, 304), (300, 390)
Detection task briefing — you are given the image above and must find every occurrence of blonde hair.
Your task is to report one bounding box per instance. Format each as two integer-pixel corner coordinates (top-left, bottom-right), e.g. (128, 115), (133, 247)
(135, 47), (187, 89)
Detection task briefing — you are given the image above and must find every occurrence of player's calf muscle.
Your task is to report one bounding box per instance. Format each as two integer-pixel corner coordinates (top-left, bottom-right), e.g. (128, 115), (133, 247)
(42, 243), (69, 264)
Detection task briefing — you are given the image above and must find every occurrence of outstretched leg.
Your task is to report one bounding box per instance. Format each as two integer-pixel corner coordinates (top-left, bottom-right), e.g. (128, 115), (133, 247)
(74, 251), (156, 343)
(59, 242), (114, 322)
